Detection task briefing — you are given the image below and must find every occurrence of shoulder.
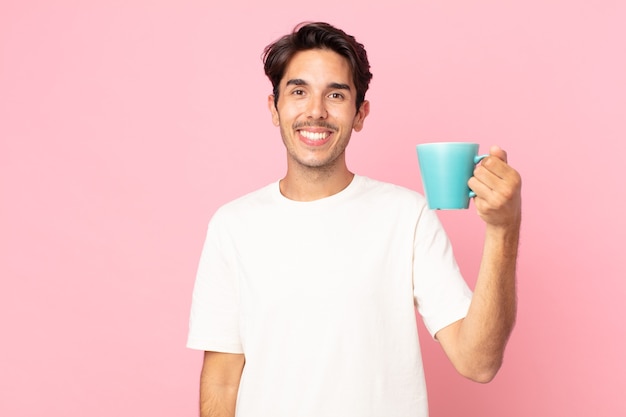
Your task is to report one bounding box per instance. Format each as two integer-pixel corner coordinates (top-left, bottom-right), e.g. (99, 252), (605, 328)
(221, 182), (276, 210)
(208, 182), (279, 226)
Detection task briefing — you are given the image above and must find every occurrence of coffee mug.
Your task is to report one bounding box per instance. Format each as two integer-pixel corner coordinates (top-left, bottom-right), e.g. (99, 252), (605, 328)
(416, 142), (488, 210)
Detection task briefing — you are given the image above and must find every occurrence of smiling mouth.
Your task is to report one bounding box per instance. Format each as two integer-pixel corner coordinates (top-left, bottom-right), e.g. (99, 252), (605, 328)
(299, 130), (331, 141)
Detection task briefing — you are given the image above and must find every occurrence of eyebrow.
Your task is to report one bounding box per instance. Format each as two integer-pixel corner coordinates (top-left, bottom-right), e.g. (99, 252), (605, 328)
(285, 79), (352, 91)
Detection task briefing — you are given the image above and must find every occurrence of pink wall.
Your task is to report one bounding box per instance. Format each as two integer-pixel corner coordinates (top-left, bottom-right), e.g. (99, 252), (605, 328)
(1, 1), (625, 416)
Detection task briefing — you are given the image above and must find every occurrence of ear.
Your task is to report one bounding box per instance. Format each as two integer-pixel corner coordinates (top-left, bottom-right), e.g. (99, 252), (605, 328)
(352, 100), (370, 132)
(268, 95), (280, 126)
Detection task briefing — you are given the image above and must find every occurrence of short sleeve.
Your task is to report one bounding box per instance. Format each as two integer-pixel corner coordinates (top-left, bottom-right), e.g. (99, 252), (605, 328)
(412, 207), (473, 338)
(187, 209), (243, 353)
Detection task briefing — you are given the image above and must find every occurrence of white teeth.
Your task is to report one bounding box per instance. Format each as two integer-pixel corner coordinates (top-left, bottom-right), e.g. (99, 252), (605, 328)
(300, 130), (329, 141)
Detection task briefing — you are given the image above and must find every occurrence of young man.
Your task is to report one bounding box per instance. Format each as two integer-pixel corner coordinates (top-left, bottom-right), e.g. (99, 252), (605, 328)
(187, 22), (522, 417)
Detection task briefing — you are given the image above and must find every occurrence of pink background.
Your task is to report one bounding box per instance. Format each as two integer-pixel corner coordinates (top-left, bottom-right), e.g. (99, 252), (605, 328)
(2, 1), (625, 416)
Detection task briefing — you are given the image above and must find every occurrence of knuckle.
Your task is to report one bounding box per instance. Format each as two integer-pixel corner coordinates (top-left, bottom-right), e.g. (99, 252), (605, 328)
(482, 157), (496, 169)
(500, 187), (514, 201)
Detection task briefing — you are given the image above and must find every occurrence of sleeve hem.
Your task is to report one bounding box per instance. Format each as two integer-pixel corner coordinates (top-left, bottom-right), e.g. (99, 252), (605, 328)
(186, 339), (244, 354)
(424, 298), (472, 340)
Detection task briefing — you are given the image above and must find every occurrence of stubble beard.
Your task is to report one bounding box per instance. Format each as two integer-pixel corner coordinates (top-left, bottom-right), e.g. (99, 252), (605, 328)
(279, 121), (349, 176)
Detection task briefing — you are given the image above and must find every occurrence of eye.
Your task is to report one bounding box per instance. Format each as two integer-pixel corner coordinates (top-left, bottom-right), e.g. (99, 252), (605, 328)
(329, 92), (345, 100)
(291, 89), (306, 96)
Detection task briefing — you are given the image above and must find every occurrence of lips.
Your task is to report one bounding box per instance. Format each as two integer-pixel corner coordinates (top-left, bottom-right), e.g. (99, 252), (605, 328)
(298, 129), (333, 146)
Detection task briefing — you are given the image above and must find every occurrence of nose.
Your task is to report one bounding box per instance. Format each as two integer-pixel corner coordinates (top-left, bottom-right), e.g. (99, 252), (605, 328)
(306, 95), (327, 119)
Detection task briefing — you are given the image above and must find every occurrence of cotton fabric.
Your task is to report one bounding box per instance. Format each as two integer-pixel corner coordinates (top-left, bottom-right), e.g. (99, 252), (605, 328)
(188, 175), (472, 417)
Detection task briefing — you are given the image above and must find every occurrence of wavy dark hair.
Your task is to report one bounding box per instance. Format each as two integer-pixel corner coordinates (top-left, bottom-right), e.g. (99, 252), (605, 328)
(263, 22), (373, 111)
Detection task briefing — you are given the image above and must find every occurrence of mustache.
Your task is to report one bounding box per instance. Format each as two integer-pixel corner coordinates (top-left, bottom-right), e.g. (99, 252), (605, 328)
(293, 121), (338, 131)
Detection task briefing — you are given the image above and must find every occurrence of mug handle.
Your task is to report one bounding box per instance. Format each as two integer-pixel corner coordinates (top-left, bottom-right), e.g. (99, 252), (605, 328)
(469, 154), (489, 198)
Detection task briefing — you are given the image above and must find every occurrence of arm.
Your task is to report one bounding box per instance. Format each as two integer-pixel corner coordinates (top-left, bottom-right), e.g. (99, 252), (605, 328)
(199, 351), (245, 417)
(436, 146), (522, 383)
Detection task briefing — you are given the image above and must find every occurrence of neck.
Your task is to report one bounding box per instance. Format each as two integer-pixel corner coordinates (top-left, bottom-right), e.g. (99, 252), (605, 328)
(279, 163), (354, 202)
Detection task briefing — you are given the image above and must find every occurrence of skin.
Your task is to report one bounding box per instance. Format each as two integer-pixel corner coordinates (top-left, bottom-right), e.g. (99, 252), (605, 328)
(437, 146), (522, 382)
(199, 47), (522, 415)
(268, 49), (370, 202)
(199, 351), (244, 417)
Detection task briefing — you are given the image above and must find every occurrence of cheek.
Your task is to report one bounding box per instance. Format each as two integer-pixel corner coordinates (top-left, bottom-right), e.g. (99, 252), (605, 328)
(275, 106), (300, 126)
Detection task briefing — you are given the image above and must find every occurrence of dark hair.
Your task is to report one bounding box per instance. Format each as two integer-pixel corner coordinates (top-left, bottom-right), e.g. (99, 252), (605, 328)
(263, 22), (373, 111)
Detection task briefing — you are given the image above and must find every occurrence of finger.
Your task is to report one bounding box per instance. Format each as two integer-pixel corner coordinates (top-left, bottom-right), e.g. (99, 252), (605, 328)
(478, 154), (515, 181)
(489, 145), (507, 163)
(473, 161), (507, 191)
(472, 163), (522, 203)
(468, 175), (493, 199)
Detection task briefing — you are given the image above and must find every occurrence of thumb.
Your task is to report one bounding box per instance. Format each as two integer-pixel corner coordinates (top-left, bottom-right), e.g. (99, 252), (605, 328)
(490, 145), (508, 163)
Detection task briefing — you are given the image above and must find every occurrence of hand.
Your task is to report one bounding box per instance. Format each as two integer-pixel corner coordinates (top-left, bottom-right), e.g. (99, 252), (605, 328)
(468, 146), (522, 229)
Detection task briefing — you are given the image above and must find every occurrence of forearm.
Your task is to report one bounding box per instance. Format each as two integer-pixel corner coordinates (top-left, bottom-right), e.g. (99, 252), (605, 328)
(454, 223), (520, 380)
(200, 380), (239, 417)
(438, 145), (521, 382)
(199, 352), (244, 417)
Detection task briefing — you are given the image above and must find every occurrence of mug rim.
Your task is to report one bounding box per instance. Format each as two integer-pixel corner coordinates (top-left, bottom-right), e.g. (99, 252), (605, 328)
(417, 141), (479, 147)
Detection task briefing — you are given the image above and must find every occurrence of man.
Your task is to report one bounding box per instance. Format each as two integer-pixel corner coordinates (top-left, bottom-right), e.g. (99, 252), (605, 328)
(187, 22), (521, 417)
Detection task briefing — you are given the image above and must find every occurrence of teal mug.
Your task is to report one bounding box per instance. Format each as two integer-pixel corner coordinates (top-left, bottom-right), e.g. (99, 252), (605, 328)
(416, 142), (488, 210)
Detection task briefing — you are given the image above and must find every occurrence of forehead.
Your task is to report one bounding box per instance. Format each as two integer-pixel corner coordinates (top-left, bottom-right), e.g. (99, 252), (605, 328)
(282, 49), (354, 86)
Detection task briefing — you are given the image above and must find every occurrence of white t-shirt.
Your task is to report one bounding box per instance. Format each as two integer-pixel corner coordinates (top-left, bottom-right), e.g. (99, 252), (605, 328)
(187, 175), (472, 417)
